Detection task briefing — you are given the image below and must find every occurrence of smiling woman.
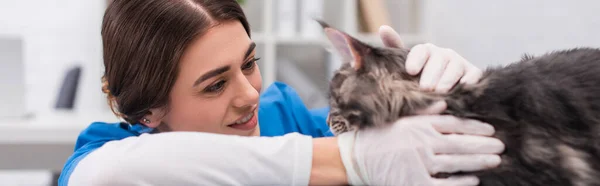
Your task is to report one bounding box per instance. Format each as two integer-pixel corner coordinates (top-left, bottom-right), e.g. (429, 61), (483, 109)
(143, 21), (263, 136)
(100, 0), (262, 136)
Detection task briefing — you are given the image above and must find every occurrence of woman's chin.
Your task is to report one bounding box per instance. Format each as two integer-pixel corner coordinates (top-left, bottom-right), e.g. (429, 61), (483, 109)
(250, 124), (260, 136)
(232, 122), (259, 136)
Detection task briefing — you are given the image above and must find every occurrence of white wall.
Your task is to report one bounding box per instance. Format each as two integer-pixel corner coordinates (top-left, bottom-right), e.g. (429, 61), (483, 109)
(421, 0), (600, 68)
(0, 0), (107, 115)
(3, 0), (600, 115)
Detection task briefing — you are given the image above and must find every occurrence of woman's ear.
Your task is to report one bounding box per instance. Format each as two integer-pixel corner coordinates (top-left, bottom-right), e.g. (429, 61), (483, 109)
(140, 108), (166, 128)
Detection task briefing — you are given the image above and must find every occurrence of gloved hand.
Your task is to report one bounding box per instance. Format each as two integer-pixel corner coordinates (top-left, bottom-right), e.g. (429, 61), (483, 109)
(379, 25), (483, 93)
(337, 101), (505, 186)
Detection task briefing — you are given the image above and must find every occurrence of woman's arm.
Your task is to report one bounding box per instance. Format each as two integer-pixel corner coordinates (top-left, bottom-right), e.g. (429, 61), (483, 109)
(67, 131), (347, 185)
(67, 113), (504, 186)
(310, 137), (346, 185)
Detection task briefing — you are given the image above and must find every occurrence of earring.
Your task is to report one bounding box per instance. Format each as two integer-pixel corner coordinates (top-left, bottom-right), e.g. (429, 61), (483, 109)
(142, 118), (151, 124)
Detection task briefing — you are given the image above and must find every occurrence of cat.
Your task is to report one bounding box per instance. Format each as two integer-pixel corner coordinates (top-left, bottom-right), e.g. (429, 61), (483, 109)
(319, 20), (600, 186)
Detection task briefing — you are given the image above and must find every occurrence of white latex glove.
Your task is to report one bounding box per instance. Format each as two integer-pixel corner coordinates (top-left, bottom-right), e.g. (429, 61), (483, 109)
(337, 101), (505, 186)
(379, 25), (483, 93)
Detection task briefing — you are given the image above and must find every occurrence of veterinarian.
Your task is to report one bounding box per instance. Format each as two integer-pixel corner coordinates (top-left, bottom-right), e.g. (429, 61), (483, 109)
(59, 0), (505, 185)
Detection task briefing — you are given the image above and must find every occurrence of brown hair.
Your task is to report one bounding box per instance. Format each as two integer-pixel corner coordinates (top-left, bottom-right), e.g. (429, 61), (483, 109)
(101, 0), (250, 124)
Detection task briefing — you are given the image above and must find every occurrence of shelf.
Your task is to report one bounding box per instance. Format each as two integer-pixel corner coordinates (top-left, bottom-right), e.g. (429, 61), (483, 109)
(252, 29), (427, 88)
(0, 170), (54, 186)
(0, 111), (120, 144)
(252, 32), (426, 47)
(274, 36), (325, 45)
(243, 0), (427, 89)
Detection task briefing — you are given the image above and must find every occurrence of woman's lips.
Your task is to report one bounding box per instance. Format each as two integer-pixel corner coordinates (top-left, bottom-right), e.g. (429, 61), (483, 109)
(228, 111), (258, 131)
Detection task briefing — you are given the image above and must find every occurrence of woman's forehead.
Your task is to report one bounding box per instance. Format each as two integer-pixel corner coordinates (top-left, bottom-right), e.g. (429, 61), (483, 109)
(179, 21), (252, 76)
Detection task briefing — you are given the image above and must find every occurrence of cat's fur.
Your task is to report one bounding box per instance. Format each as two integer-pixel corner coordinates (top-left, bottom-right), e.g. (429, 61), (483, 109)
(320, 20), (600, 186)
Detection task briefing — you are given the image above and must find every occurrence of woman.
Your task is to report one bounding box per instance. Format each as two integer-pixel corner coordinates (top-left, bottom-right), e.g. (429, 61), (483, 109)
(59, 0), (504, 185)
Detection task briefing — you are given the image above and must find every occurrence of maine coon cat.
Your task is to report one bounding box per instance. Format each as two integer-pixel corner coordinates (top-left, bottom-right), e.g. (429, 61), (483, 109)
(319, 20), (600, 186)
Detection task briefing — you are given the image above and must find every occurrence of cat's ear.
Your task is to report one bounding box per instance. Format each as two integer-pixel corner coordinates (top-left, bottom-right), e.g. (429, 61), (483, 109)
(318, 21), (369, 70)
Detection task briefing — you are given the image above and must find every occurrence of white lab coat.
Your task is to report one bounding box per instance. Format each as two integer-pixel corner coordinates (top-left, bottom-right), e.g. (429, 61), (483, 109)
(68, 132), (313, 185)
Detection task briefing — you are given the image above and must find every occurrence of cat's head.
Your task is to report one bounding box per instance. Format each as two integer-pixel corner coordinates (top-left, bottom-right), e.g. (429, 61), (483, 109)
(318, 21), (441, 135)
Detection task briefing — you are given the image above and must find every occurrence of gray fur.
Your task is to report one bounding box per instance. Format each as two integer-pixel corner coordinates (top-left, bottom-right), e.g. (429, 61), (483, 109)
(320, 20), (600, 186)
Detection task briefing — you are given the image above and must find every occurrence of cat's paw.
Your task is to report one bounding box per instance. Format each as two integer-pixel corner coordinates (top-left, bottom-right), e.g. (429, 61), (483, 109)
(327, 113), (351, 135)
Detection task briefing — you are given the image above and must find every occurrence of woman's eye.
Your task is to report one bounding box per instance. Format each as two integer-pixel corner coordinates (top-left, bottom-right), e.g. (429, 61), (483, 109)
(204, 80), (226, 93)
(242, 57), (260, 70)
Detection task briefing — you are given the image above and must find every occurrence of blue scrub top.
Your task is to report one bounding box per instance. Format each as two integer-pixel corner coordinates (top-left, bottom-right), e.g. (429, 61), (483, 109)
(58, 82), (333, 186)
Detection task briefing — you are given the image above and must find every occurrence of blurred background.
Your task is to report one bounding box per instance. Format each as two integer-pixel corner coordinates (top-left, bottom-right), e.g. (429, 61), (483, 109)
(1, 0), (600, 185)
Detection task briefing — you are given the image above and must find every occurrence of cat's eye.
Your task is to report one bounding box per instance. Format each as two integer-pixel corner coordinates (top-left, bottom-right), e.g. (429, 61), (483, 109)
(346, 113), (361, 124)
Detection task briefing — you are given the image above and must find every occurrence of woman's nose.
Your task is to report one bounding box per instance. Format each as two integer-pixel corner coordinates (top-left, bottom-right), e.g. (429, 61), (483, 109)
(232, 76), (259, 108)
